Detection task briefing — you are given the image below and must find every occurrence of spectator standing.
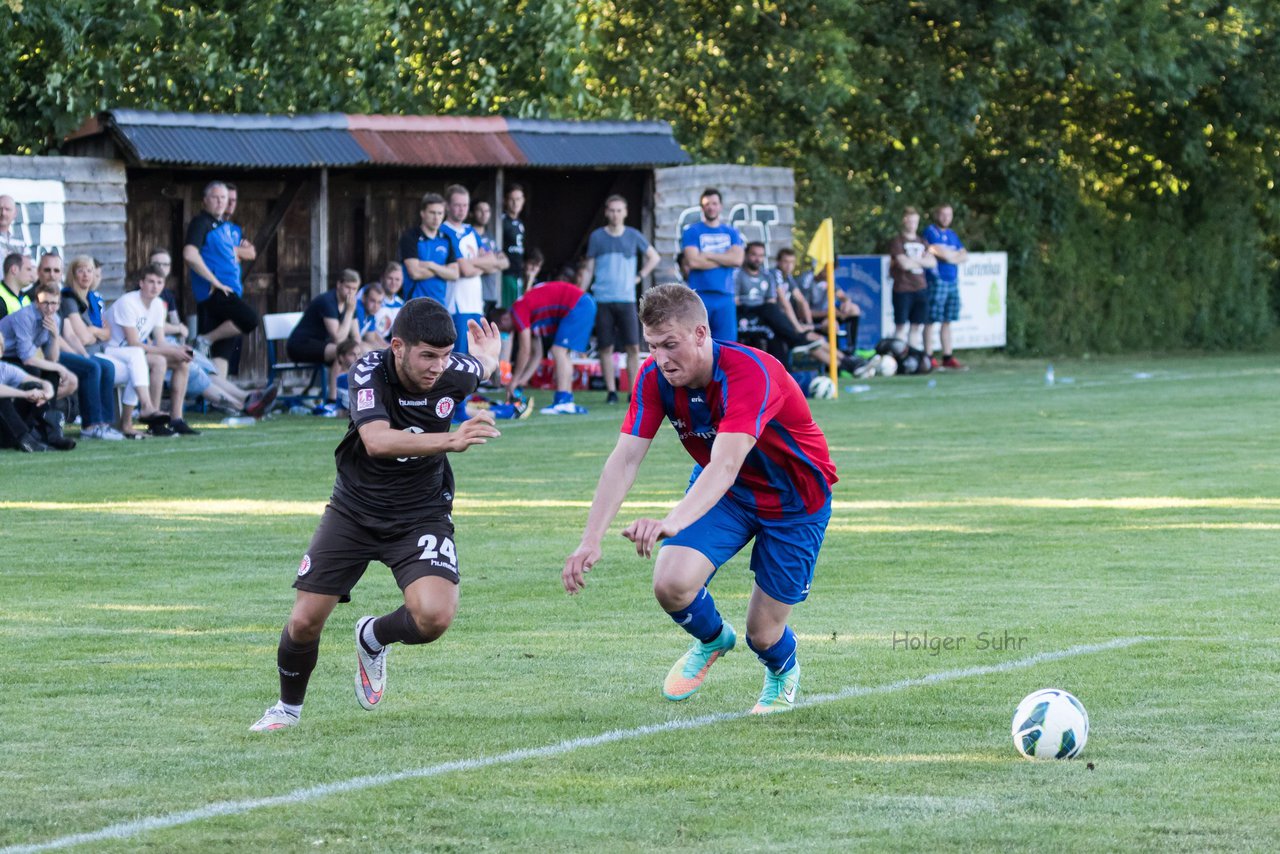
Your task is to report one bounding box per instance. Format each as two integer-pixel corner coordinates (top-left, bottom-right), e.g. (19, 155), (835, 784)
(580, 195), (660, 405)
(923, 203), (969, 370)
(500, 183), (526, 308)
(680, 188), (744, 342)
(505, 280), (596, 416)
(287, 269), (362, 404)
(470, 199), (508, 317)
(224, 183), (258, 264)
(398, 193), (458, 304)
(1, 252), (35, 318)
(107, 265), (196, 436)
(0, 195), (27, 259)
(442, 185), (505, 355)
(185, 181), (260, 377)
(886, 206), (936, 349)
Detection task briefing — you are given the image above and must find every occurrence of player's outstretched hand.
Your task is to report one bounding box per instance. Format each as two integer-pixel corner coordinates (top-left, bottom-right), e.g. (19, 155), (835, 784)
(563, 542), (601, 595)
(450, 409), (500, 452)
(621, 517), (677, 559)
(466, 317), (502, 365)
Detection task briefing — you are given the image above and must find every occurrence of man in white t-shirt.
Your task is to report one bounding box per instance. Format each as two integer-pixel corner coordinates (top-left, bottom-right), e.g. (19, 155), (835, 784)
(442, 185), (506, 355)
(107, 264), (196, 437)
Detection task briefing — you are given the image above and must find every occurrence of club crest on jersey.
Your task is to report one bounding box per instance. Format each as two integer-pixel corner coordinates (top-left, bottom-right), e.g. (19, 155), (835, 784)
(435, 397), (455, 419)
(297, 554), (312, 577)
(357, 388), (375, 411)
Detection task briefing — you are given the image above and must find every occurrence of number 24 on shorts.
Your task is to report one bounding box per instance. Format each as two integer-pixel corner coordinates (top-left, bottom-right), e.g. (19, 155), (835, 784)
(417, 533), (457, 567)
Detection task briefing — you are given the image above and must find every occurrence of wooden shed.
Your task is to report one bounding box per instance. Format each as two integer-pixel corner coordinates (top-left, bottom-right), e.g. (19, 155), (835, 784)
(0, 155), (127, 286)
(61, 110), (691, 380)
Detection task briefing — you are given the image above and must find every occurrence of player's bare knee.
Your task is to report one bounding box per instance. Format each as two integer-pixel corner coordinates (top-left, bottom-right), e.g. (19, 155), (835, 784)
(286, 614), (325, 644)
(652, 576), (696, 611)
(745, 624), (783, 651)
(406, 606), (452, 644)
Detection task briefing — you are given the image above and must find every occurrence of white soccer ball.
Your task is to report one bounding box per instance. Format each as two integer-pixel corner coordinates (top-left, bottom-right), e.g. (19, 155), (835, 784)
(878, 354), (898, 377)
(1012, 688), (1089, 760)
(808, 375), (835, 399)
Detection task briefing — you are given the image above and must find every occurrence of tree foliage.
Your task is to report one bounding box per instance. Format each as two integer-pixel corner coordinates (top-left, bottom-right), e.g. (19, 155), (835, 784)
(3, 0), (1276, 351)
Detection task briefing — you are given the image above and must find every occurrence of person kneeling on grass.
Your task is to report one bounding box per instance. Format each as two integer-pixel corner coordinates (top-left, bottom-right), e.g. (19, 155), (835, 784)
(251, 299), (503, 731)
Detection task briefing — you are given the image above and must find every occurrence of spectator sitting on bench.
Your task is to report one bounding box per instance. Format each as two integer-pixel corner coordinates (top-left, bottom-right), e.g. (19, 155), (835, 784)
(0, 354), (59, 452)
(106, 265), (196, 437)
(287, 268), (361, 405)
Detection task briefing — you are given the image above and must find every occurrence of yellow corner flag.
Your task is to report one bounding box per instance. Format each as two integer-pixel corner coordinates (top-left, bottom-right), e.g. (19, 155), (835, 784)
(806, 218), (834, 273)
(806, 218), (839, 396)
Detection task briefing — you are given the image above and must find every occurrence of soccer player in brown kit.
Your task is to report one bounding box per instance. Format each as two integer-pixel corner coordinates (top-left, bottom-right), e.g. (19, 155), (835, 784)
(250, 298), (502, 731)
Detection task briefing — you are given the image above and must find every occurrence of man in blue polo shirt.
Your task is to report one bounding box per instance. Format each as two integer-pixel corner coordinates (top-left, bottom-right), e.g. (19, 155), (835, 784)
(398, 192), (459, 305)
(923, 202), (969, 371)
(186, 181), (261, 377)
(680, 187), (744, 342)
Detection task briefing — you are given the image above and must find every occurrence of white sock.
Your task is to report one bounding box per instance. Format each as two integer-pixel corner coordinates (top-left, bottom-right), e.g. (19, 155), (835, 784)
(280, 701), (302, 718)
(361, 620), (384, 654)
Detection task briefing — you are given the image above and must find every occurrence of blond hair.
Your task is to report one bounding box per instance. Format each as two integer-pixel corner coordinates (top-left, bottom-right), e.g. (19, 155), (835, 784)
(639, 283), (708, 330)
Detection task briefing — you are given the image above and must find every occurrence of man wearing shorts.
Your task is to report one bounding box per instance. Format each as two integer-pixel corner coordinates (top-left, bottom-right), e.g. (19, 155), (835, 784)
(680, 187), (744, 342)
(887, 206), (936, 349)
(505, 280), (597, 416)
(923, 203), (969, 371)
(250, 298), (502, 731)
(580, 195), (660, 405)
(186, 181), (260, 377)
(563, 284), (838, 713)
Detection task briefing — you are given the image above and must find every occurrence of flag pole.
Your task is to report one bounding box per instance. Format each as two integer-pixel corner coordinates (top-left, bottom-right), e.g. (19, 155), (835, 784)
(826, 257), (838, 398)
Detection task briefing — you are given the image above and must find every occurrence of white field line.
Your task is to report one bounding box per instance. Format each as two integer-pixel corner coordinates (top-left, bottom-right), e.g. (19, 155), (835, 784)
(2, 636), (1152, 854)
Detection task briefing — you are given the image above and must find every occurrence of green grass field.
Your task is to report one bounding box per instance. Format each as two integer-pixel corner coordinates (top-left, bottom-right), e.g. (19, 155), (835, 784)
(3, 354), (1279, 852)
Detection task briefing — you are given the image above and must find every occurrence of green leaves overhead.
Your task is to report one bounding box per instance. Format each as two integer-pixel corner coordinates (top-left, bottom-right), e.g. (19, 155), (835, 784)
(3, 0), (1275, 351)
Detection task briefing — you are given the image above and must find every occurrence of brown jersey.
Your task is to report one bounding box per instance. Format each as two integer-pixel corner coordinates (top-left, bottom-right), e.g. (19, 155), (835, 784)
(330, 347), (483, 529)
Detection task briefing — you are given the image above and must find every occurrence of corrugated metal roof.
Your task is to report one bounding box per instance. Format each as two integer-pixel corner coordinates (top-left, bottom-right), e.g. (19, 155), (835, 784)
(79, 111), (689, 170)
(349, 130), (526, 167)
(506, 118), (691, 167)
(104, 111), (367, 168)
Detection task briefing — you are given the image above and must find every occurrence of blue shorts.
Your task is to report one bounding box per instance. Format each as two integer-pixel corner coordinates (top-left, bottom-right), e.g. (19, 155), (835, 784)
(926, 278), (960, 323)
(451, 313), (482, 355)
(553, 294), (596, 352)
(664, 477), (831, 606)
(695, 290), (738, 342)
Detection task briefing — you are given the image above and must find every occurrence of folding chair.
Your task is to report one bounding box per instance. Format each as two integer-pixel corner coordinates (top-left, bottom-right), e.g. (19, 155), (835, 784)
(262, 312), (327, 408)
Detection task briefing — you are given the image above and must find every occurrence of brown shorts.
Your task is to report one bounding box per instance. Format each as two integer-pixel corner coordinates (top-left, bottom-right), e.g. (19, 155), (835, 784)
(292, 504), (460, 602)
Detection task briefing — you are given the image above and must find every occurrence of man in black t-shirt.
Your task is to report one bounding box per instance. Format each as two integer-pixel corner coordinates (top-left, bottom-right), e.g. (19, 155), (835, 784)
(500, 183), (526, 308)
(250, 298), (503, 732)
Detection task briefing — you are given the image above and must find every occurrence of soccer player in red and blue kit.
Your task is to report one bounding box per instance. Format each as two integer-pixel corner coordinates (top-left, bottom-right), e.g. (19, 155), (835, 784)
(505, 280), (597, 415)
(564, 284), (837, 713)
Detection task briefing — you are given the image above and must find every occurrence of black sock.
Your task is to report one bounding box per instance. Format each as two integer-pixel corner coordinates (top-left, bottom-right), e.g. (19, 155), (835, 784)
(373, 605), (430, 647)
(845, 315), (860, 347)
(277, 627), (320, 706)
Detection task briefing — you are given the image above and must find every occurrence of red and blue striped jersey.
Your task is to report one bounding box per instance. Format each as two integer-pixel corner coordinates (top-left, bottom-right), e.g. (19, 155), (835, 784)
(510, 281), (586, 336)
(622, 340), (838, 519)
